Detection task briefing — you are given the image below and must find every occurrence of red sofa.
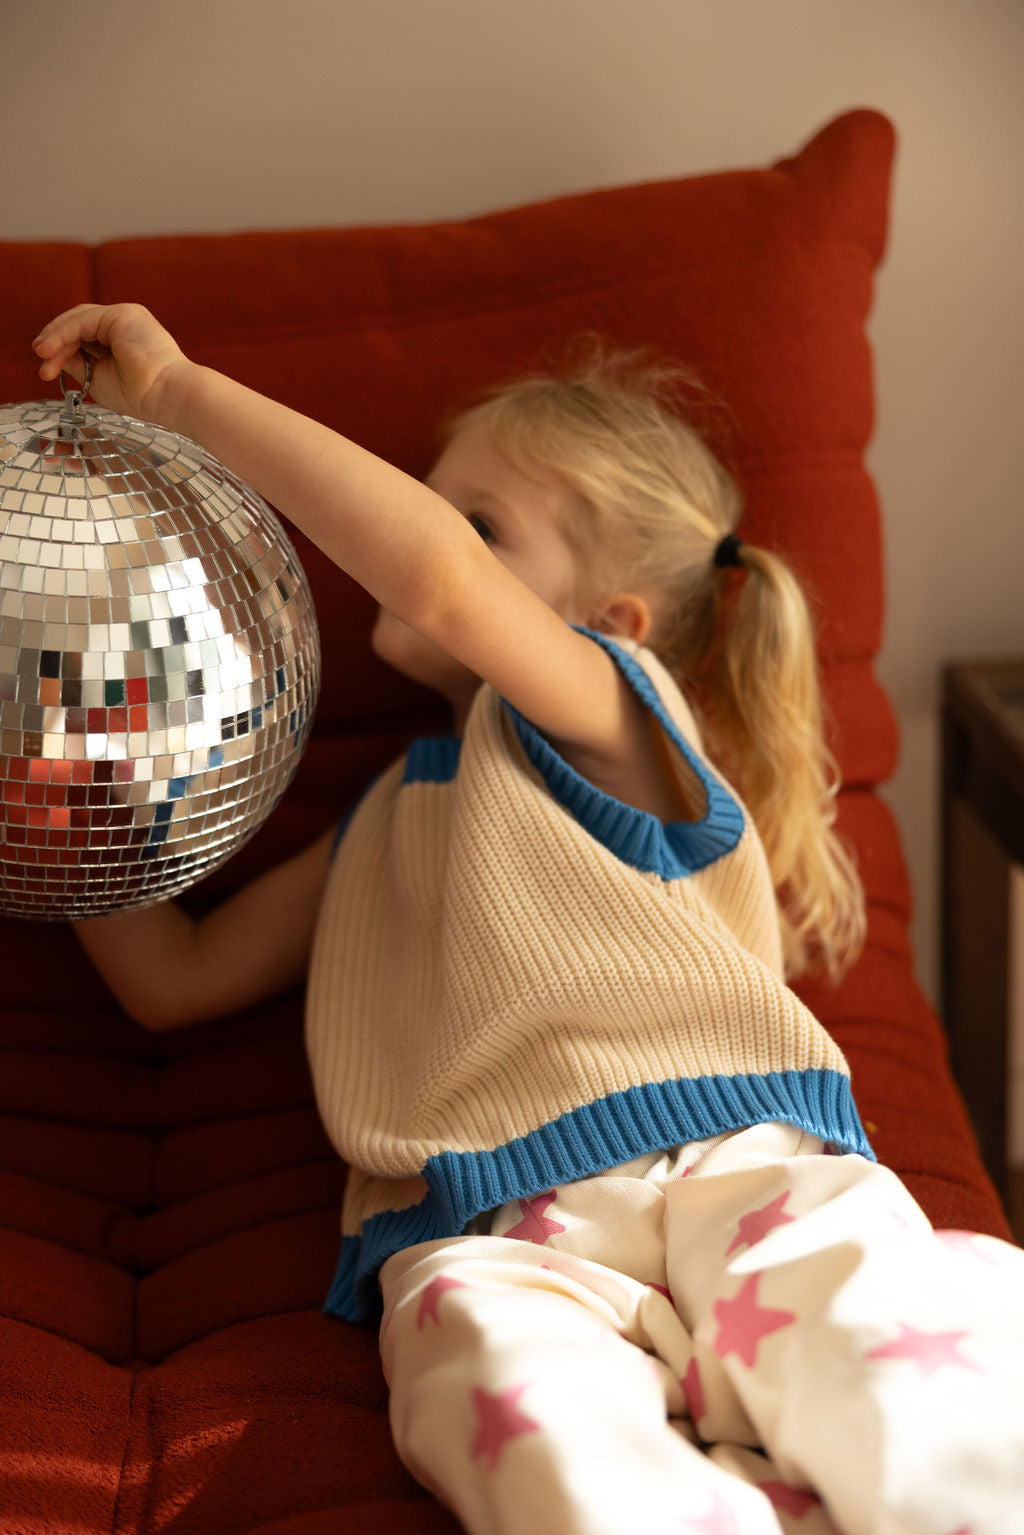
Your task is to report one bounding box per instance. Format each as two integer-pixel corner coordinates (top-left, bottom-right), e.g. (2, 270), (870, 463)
(0, 110), (1011, 1534)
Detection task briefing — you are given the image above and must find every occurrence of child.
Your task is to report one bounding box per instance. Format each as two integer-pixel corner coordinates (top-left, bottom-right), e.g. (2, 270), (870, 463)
(34, 305), (1024, 1534)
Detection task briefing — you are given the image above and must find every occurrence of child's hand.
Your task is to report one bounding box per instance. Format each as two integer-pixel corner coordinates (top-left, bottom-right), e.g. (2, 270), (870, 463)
(33, 303), (191, 425)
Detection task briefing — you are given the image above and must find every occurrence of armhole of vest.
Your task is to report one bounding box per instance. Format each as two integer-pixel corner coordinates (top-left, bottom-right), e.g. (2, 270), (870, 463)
(331, 732), (464, 861)
(330, 813), (353, 860)
(500, 627), (746, 879)
(329, 767), (389, 859)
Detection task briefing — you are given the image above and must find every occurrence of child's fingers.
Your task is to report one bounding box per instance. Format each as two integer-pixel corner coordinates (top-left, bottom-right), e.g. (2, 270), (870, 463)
(34, 301), (151, 362)
(36, 346), (101, 385)
(34, 302), (107, 353)
(38, 343), (111, 386)
(31, 303), (184, 420)
(34, 305), (112, 382)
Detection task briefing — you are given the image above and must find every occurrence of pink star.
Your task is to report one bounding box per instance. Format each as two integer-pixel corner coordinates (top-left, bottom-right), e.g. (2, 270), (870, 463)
(758, 1479), (821, 1516)
(935, 1230), (1002, 1265)
(416, 1275), (467, 1330)
(681, 1356), (706, 1425)
(726, 1192), (797, 1254)
(679, 1485), (744, 1534)
(469, 1383), (540, 1471)
(647, 1280), (676, 1307)
(865, 1323), (981, 1378)
(504, 1190), (566, 1245)
(711, 1274), (796, 1368)
(934, 1230), (978, 1252)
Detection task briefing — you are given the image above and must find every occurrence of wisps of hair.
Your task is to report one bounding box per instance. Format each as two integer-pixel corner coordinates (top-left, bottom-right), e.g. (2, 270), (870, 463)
(448, 338), (866, 983)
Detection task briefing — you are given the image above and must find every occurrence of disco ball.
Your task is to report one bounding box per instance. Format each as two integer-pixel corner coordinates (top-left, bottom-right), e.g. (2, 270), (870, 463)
(0, 366), (320, 920)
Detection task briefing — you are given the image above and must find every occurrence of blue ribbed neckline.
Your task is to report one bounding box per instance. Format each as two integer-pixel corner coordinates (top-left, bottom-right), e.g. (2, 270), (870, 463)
(395, 630), (745, 876)
(503, 628), (745, 878)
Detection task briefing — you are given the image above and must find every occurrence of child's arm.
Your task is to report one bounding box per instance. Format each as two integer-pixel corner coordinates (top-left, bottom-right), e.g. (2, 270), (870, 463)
(34, 306), (649, 771)
(73, 827), (335, 1030)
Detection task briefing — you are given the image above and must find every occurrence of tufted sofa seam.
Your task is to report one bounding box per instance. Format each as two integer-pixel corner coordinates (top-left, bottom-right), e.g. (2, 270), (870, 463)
(110, 1346), (141, 1535)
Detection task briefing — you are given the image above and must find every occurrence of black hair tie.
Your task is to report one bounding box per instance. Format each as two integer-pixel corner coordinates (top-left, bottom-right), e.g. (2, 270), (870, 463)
(713, 533), (745, 569)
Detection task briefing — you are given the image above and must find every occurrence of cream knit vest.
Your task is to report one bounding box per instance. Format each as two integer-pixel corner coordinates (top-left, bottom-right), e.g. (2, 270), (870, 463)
(306, 631), (871, 1321)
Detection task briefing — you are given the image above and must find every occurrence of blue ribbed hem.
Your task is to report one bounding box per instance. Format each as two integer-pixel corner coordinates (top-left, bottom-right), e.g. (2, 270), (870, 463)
(503, 628), (745, 878)
(323, 1067), (873, 1324)
(426, 1069), (873, 1229)
(325, 1201), (453, 1324)
(324, 1233), (361, 1319)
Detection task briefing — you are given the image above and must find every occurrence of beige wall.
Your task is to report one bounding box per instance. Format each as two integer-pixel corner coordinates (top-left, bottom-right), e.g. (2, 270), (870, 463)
(5, 0), (1024, 1010)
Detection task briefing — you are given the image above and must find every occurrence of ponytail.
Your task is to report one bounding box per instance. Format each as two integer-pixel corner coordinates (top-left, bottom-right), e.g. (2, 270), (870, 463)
(447, 341), (865, 983)
(707, 545), (866, 982)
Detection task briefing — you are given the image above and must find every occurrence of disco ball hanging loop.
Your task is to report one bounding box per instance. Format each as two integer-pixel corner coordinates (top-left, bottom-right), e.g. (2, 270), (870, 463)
(59, 351), (94, 435)
(0, 359), (321, 920)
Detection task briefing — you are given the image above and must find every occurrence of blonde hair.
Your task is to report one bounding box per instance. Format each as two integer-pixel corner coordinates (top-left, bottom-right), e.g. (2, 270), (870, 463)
(447, 340), (866, 983)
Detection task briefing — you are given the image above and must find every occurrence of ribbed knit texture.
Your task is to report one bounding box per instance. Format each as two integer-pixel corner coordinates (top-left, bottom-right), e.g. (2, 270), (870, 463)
(305, 634), (872, 1321)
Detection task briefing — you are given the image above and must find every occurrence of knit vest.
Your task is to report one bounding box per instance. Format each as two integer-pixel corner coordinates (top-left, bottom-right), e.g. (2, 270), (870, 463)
(306, 630), (872, 1322)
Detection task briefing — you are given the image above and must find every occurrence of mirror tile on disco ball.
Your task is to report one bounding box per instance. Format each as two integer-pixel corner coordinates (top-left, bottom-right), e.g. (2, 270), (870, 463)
(0, 392), (321, 920)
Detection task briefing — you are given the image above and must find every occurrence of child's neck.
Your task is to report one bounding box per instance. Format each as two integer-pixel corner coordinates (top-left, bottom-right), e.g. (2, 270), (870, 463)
(444, 680), (482, 739)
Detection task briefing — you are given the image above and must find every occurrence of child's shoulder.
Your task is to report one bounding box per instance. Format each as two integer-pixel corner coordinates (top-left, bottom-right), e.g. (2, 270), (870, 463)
(483, 630), (720, 828)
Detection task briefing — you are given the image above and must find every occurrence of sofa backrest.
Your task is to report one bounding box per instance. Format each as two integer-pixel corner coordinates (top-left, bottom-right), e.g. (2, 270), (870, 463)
(0, 109), (898, 901)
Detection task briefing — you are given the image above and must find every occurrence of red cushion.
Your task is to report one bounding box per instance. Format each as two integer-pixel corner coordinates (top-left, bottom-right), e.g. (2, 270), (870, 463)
(88, 111), (896, 790)
(0, 109), (1010, 1534)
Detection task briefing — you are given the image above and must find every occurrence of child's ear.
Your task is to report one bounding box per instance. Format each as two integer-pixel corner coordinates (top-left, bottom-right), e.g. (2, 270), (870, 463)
(591, 593), (653, 644)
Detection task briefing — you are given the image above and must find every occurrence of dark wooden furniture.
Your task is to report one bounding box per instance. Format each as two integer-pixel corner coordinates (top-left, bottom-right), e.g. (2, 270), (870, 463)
(941, 660), (1024, 1208)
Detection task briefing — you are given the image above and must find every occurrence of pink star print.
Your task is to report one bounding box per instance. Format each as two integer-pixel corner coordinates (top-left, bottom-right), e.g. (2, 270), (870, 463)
(726, 1192), (797, 1255)
(711, 1274), (796, 1368)
(679, 1485), (744, 1534)
(935, 1230), (1002, 1265)
(681, 1356), (706, 1426)
(758, 1479), (821, 1517)
(416, 1275), (466, 1330)
(469, 1383), (540, 1471)
(504, 1190), (566, 1245)
(865, 1322), (981, 1378)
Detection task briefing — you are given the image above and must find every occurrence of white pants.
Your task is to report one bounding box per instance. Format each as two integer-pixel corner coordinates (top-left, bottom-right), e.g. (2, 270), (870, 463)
(378, 1123), (1024, 1535)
